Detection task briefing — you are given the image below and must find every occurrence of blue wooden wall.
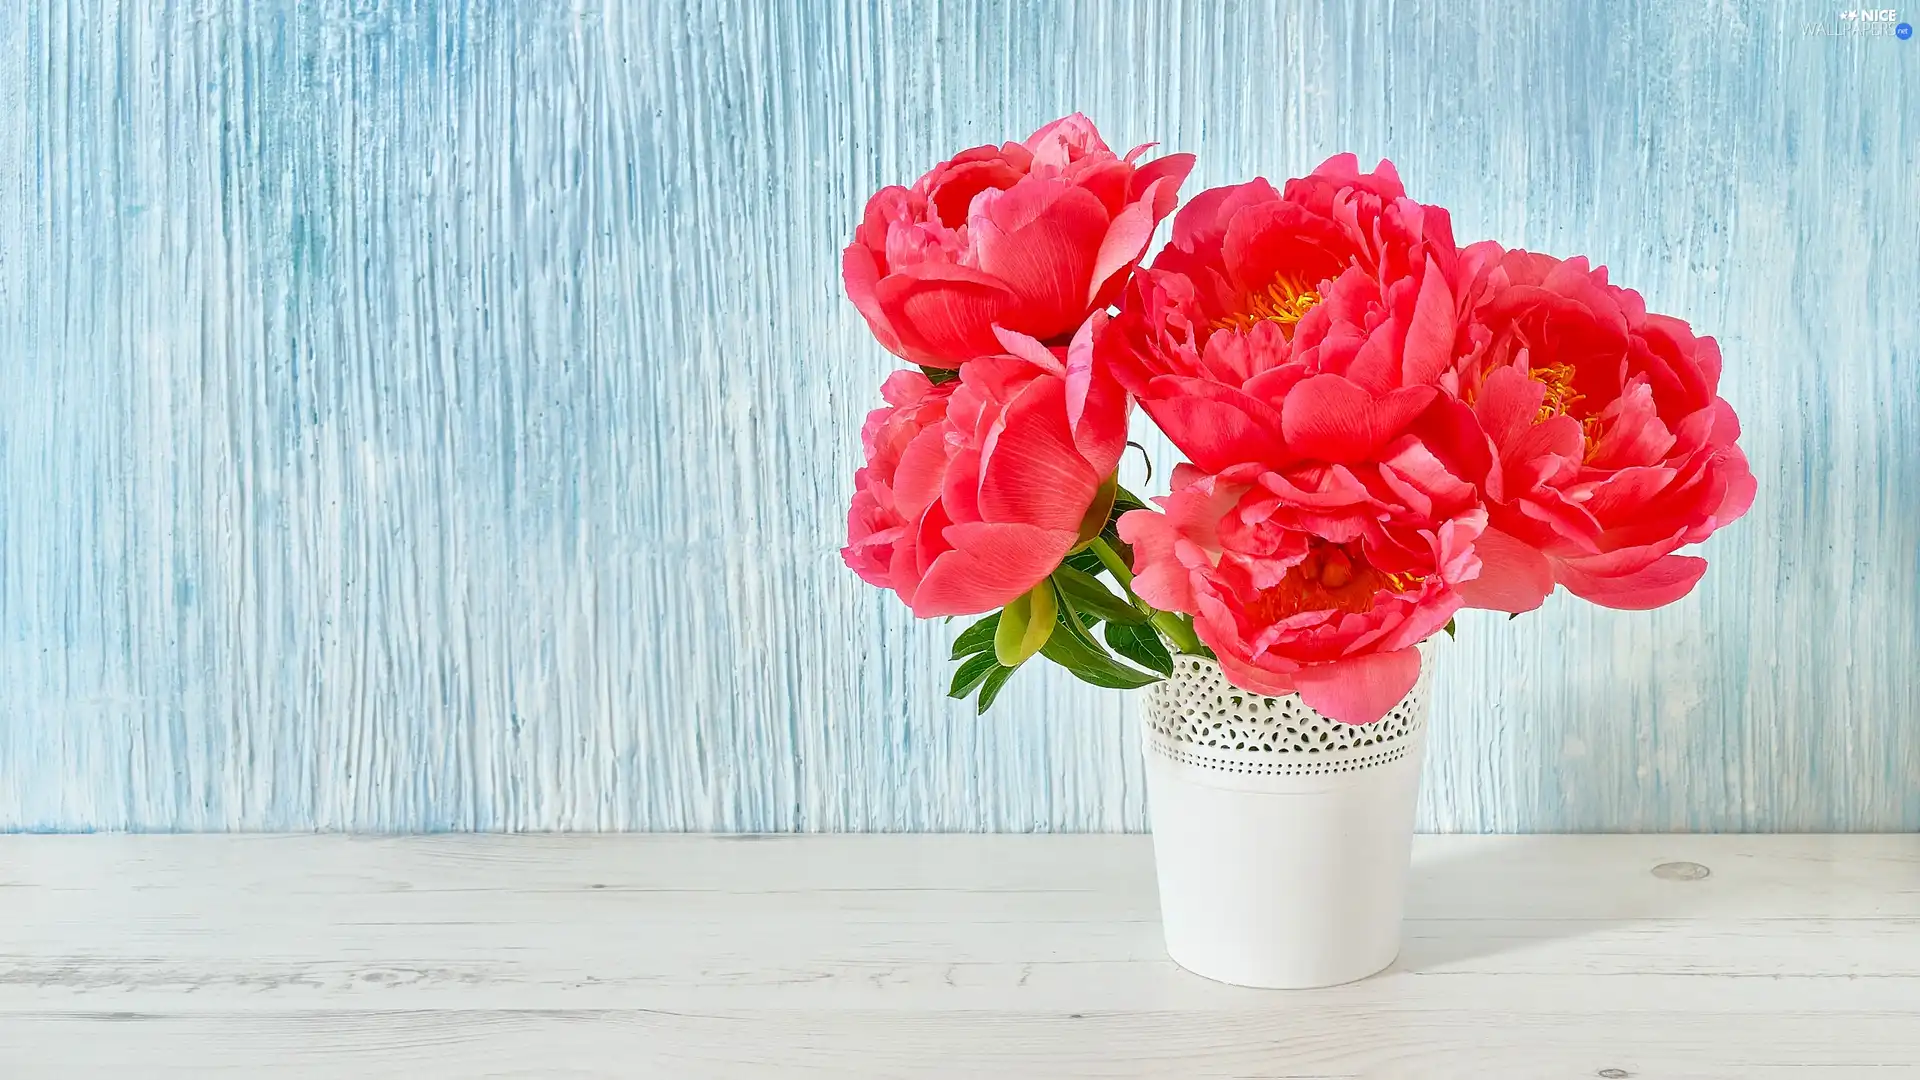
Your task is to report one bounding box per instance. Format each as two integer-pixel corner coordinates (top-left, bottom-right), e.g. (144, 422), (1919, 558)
(2, 1), (1915, 832)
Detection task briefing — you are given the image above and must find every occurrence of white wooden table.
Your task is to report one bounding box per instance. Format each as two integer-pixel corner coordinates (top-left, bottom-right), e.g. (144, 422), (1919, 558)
(0, 835), (1915, 1077)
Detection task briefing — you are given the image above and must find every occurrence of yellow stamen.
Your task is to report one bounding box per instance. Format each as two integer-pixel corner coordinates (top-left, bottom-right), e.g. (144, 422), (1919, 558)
(1581, 415), (1606, 461)
(1531, 362), (1583, 423)
(1529, 361), (1608, 459)
(1381, 568), (1428, 594)
(1210, 272), (1322, 337)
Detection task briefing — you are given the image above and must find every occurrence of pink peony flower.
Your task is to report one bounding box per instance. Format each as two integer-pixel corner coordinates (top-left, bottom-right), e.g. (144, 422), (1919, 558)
(843, 114), (1195, 368)
(1119, 452), (1486, 726)
(1415, 247), (1756, 612)
(841, 326), (1130, 617)
(1097, 155), (1469, 473)
(841, 369), (958, 590)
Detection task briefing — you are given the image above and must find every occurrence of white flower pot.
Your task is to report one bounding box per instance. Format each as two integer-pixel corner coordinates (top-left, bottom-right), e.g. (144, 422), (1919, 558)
(1141, 650), (1432, 989)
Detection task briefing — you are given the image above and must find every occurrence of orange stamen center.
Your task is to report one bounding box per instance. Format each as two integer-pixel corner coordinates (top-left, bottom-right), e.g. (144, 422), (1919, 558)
(1531, 362), (1583, 422)
(1529, 360), (1606, 457)
(1211, 272), (1322, 337)
(1242, 542), (1424, 625)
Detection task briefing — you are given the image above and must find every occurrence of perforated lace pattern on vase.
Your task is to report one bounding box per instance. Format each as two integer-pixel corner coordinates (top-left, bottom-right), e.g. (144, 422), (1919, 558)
(1144, 655), (1427, 777)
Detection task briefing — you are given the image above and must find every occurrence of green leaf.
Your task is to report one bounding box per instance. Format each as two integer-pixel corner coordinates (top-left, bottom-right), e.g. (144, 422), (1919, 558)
(1443, 617), (1457, 639)
(948, 651), (1002, 699)
(1111, 484), (1150, 516)
(1508, 612), (1520, 621)
(994, 582), (1056, 667)
(1039, 627), (1161, 690)
(1062, 548), (1106, 577)
(1096, 527), (1136, 570)
(918, 364), (959, 384)
(975, 664), (1017, 714)
(950, 612), (1001, 660)
(1051, 565), (1147, 625)
(1105, 621), (1174, 675)
(1048, 578), (1111, 655)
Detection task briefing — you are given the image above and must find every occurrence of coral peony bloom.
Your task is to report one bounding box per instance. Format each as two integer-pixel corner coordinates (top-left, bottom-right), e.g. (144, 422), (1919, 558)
(1097, 155), (1468, 474)
(843, 114), (1195, 368)
(1415, 247), (1756, 612)
(1119, 452), (1486, 726)
(841, 369), (958, 591)
(841, 326), (1130, 617)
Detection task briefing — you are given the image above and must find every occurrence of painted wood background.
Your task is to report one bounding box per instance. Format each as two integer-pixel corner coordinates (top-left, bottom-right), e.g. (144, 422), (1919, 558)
(1, 1), (1914, 833)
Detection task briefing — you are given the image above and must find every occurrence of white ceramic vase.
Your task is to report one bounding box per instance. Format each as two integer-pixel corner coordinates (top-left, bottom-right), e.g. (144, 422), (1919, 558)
(1141, 649), (1432, 989)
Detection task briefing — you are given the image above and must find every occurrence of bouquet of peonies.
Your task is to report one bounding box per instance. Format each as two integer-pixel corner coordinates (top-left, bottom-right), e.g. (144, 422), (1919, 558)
(839, 115), (1754, 726)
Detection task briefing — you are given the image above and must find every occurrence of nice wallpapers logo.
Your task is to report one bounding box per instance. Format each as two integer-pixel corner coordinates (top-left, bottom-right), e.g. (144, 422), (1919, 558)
(1806, 8), (1914, 36)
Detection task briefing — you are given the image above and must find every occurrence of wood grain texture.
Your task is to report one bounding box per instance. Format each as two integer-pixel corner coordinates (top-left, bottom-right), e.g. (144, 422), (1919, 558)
(0, 834), (1917, 1077)
(0, 1), (1915, 831)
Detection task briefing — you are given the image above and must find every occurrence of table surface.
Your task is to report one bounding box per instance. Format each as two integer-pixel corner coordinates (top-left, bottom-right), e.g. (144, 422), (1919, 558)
(0, 835), (1915, 1078)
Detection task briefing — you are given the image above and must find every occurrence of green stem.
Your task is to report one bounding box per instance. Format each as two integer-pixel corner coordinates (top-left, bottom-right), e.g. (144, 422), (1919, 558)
(1151, 611), (1206, 656)
(1088, 536), (1139, 594)
(1088, 537), (1206, 656)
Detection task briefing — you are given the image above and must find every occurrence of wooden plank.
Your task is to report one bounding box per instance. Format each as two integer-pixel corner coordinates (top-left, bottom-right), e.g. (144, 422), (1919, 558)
(0, 836), (1914, 1075)
(3, 834), (1915, 914)
(1, 1009), (1917, 1079)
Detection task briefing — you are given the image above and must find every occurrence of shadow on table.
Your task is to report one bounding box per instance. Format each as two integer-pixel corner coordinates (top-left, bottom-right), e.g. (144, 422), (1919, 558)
(1391, 834), (1713, 972)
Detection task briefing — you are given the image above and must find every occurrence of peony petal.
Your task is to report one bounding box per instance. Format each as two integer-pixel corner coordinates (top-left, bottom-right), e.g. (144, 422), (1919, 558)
(991, 327), (1068, 375)
(1409, 395), (1495, 489)
(889, 423), (956, 519)
(1553, 553), (1708, 610)
(976, 376), (1100, 532)
(841, 242), (906, 357)
(1374, 589), (1467, 652)
(1220, 200), (1349, 299)
(1116, 508), (1197, 614)
(912, 497), (956, 580)
(908, 523), (1078, 617)
(1308, 152), (1365, 187)
(1023, 112), (1108, 161)
(924, 155), (1029, 228)
(1288, 649), (1422, 726)
(1281, 374), (1377, 461)
(1087, 177), (1169, 306)
(1064, 316), (1131, 472)
(1130, 152), (1197, 203)
(1501, 481), (1599, 542)
(1069, 158), (1133, 216)
(1343, 320), (1400, 394)
(1453, 527), (1556, 613)
(1376, 434), (1478, 518)
(1502, 411), (1585, 467)
(840, 482), (908, 590)
(1553, 532), (1688, 578)
(1169, 178), (1279, 254)
(1213, 648), (1300, 698)
(873, 264), (1017, 367)
(972, 184), (1111, 339)
(1712, 446), (1758, 525)
(886, 523), (922, 602)
(1473, 365), (1549, 451)
(938, 443), (983, 524)
(1400, 257), (1459, 388)
(1586, 382), (1676, 469)
(1582, 466), (1679, 526)
(1370, 385), (1440, 442)
(1139, 380), (1290, 474)
(878, 368), (939, 409)
(1239, 354), (1312, 404)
